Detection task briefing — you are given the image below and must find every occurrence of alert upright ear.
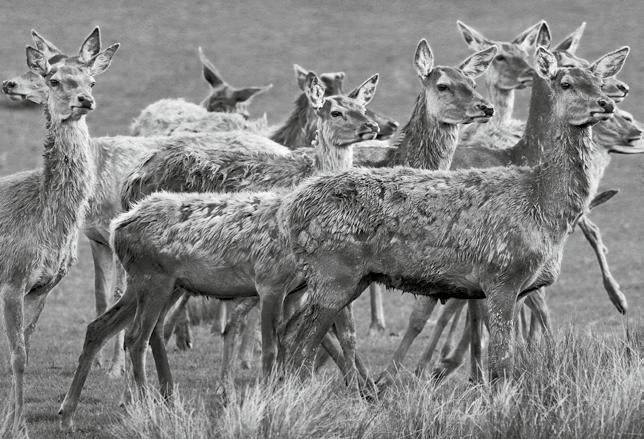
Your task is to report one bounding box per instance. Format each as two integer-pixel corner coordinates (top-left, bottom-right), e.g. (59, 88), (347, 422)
(31, 29), (62, 59)
(79, 26), (101, 62)
(26, 46), (51, 77)
(534, 46), (558, 80)
(87, 43), (120, 76)
(536, 21), (552, 49)
(198, 47), (226, 88)
(347, 73), (379, 106)
(304, 72), (325, 111)
(414, 39), (434, 79)
(512, 21), (544, 52)
(553, 22), (586, 54)
(457, 45), (497, 79)
(591, 46), (629, 79)
(294, 64), (311, 91)
(456, 21), (494, 51)
(232, 84), (273, 102)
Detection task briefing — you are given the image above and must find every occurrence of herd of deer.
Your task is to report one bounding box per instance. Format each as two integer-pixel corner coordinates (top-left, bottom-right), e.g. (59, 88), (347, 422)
(0, 18), (641, 437)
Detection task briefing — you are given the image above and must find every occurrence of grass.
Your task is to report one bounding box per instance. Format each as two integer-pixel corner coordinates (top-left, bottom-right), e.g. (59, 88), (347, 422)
(112, 329), (643, 439)
(0, 0), (643, 437)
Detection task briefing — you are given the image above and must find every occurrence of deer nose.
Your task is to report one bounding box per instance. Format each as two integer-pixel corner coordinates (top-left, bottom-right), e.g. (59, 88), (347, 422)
(598, 99), (614, 113)
(77, 94), (94, 109)
(617, 83), (629, 95)
(476, 103), (494, 117)
(388, 121), (399, 130)
(2, 80), (16, 90)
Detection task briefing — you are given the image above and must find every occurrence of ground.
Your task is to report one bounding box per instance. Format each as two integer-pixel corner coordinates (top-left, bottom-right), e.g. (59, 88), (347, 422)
(0, 1), (642, 438)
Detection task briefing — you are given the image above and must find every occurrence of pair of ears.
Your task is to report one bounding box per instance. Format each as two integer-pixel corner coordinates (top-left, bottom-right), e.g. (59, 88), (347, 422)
(414, 39), (497, 80)
(304, 72), (379, 112)
(27, 27), (119, 77)
(198, 46), (272, 103)
(458, 20), (551, 53)
(535, 45), (629, 80)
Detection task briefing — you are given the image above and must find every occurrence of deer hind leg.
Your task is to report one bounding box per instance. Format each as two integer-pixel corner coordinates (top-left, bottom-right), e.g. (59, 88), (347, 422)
(58, 281), (139, 432)
(107, 261), (127, 378)
(378, 295), (438, 386)
(221, 297), (258, 395)
(211, 299), (228, 335)
(368, 284), (386, 337)
(432, 309), (472, 381)
(163, 291), (192, 350)
(439, 300), (465, 360)
(468, 300), (485, 383)
(1, 281), (28, 437)
(415, 299), (466, 377)
(89, 239), (113, 369)
(239, 305), (260, 369)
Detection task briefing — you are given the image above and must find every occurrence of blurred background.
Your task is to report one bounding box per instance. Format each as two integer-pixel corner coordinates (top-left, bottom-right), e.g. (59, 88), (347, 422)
(0, 0), (642, 436)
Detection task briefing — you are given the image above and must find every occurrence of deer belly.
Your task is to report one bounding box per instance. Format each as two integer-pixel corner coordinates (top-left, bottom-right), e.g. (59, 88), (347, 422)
(175, 262), (257, 298)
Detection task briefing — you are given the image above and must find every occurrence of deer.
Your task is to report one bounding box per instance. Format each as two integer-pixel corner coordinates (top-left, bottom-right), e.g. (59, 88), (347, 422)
(57, 72), (383, 430)
(0, 27), (119, 438)
(119, 40), (497, 375)
(365, 20), (546, 338)
(277, 45), (627, 391)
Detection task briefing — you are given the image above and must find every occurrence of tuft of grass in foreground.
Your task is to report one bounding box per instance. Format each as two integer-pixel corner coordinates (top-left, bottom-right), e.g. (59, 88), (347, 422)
(112, 328), (643, 439)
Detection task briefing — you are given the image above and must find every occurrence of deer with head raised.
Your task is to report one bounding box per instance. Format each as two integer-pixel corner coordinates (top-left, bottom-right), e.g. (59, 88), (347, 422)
(0, 27), (118, 438)
(277, 45), (625, 387)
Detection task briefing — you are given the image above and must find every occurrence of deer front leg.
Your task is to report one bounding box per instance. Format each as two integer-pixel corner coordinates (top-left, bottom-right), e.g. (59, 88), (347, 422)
(368, 284), (386, 336)
(107, 261), (127, 378)
(487, 287), (518, 383)
(525, 287), (551, 342)
(577, 215), (627, 314)
(238, 305), (260, 369)
(163, 293), (192, 350)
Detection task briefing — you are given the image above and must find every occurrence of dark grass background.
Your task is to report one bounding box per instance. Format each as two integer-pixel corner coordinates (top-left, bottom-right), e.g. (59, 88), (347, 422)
(0, 1), (643, 437)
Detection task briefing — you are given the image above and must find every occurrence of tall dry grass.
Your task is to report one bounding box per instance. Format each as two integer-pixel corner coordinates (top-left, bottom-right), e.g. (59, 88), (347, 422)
(112, 328), (643, 439)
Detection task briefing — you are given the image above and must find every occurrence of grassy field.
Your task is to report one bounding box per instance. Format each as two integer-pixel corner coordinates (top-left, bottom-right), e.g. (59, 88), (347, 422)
(0, 0), (643, 437)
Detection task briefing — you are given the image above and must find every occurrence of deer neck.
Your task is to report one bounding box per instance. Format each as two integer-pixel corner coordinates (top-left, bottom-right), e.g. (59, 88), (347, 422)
(390, 90), (459, 170)
(509, 75), (552, 166)
(270, 93), (317, 149)
(313, 120), (353, 173)
(531, 121), (604, 230)
(484, 77), (514, 125)
(39, 107), (95, 238)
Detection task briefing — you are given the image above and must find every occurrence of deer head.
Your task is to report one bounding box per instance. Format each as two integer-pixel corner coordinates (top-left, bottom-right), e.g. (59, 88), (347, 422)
(304, 71), (379, 149)
(594, 107), (644, 154)
(414, 39), (496, 124)
(457, 20), (548, 90)
(198, 47), (272, 118)
(26, 27), (119, 123)
(2, 71), (47, 104)
(534, 46), (625, 127)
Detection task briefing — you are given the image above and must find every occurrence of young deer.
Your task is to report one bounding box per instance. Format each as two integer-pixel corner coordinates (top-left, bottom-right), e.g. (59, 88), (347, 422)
(0, 28), (118, 438)
(278, 46), (625, 386)
(58, 73), (381, 429)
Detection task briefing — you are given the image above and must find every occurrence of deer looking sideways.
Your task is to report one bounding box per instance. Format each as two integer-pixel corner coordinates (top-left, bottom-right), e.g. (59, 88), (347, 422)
(277, 46), (626, 386)
(0, 28), (118, 438)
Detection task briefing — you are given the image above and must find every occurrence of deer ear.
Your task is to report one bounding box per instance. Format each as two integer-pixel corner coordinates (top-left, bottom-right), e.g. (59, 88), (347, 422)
(591, 46), (629, 79)
(79, 27), (101, 62)
(232, 84), (273, 102)
(294, 64), (310, 91)
(198, 47), (226, 88)
(535, 46), (558, 80)
(304, 72), (325, 111)
(87, 43), (119, 76)
(554, 22), (586, 54)
(347, 73), (379, 106)
(536, 21), (552, 49)
(589, 189), (619, 210)
(414, 39), (434, 79)
(31, 29), (62, 59)
(26, 46), (50, 77)
(456, 21), (494, 51)
(458, 46), (497, 79)
(512, 21), (544, 52)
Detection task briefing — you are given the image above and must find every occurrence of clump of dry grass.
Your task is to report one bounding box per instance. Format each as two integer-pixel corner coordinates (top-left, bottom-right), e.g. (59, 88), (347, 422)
(113, 327), (643, 439)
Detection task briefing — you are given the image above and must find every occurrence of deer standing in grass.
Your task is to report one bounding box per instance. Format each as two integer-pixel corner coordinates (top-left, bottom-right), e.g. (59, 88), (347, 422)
(278, 46), (624, 386)
(0, 28), (118, 438)
(58, 72), (383, 429)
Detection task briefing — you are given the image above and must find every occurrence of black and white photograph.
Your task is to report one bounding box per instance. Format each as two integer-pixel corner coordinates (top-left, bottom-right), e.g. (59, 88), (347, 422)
(0, 0), (642, 437)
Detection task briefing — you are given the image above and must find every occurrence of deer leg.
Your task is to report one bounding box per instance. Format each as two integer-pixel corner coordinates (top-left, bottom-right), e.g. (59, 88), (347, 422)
(1, 281), (28, 437)
(89, 239), (113, 368)
(210, 300), (228, 336)
(163, 292), (191, 348)
(221, 297), (258, 393)
(468, 300), (484, 383)
(432, 310), (471, 381)
(149, 289), (183, 401)
(378, 296), (438, 385)
(238, 305), (260, 369)
(333, 305), (361, 390)
(526, 287), (551, 342)
(415, 300), (466, 377)
(259, 290), (284, 378)
(368, 284), (386, 337)
(107, 261), (127, 378)
(578, 215), (627, 314)
(439, 300), (465, 361)
(486, 286), (519, 383)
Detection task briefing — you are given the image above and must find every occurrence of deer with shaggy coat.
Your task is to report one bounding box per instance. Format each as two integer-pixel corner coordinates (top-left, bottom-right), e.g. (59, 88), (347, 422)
(0, 28), (118, 438)
(277, 46), (624, 385)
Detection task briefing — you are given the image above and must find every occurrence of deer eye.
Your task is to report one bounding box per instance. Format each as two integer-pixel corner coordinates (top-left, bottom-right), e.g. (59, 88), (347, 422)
(49, 79), (60, 87)
(623, 115), (633, 122)
(561, 82), (572, 89)
(90, 81), (96, 88)
(331, 110), (343, 118)
(437, 84), (449, 92)
(495, 55), (506, 62)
